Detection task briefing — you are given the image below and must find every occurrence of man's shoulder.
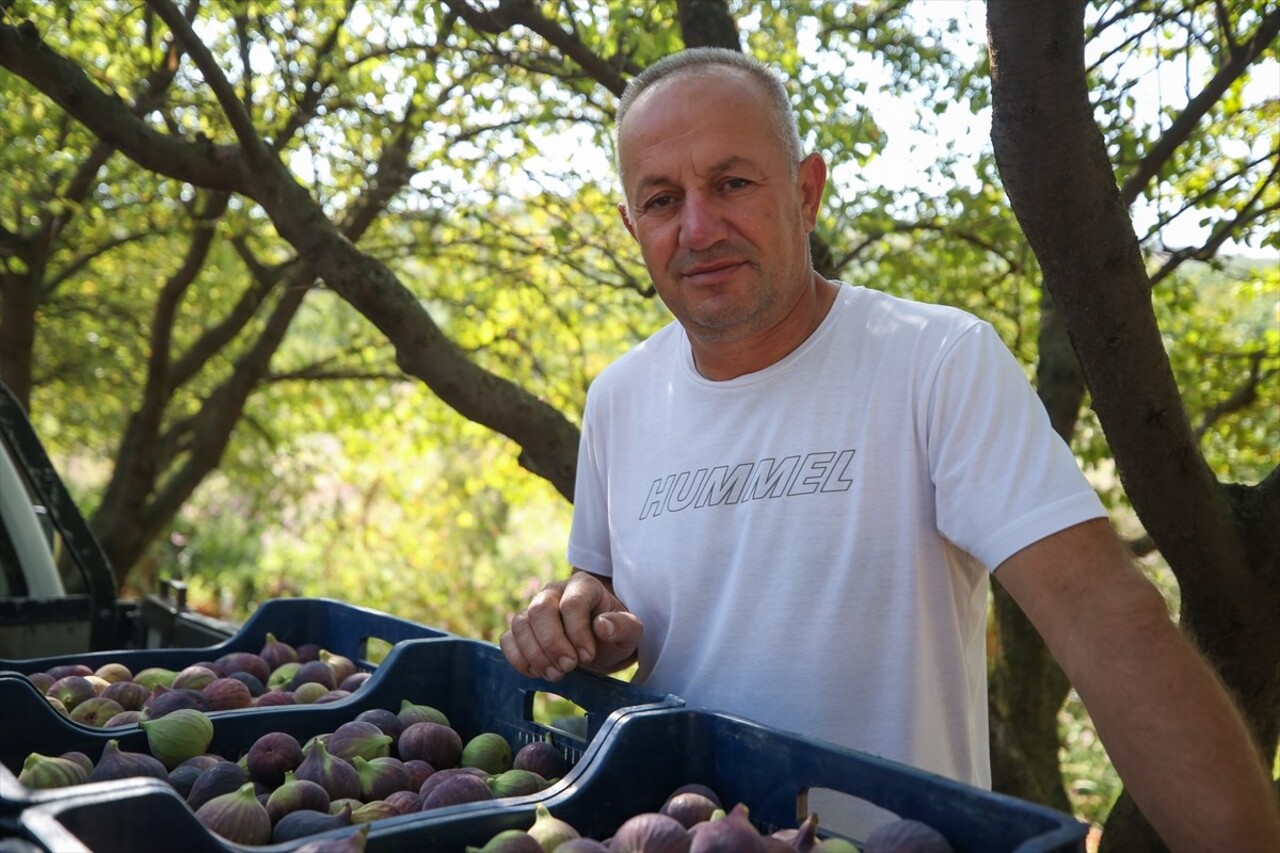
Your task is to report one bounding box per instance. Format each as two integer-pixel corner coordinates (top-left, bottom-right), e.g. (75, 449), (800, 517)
(838, 285), (987, 351)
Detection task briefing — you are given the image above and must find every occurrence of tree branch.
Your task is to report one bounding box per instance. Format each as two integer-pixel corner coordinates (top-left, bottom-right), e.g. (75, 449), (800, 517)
(1194, 351), (1274, 440)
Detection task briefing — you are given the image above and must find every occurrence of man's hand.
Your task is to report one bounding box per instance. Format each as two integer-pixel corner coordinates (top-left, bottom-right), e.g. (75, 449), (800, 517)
(500, 570), (643, 682)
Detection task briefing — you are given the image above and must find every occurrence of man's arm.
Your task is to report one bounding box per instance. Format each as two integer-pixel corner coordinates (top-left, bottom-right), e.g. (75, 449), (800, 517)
(994, 518), (1279, 852)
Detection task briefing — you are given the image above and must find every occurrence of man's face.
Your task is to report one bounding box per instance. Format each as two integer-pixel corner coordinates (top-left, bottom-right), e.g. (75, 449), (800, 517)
(617, 67), (825, 348)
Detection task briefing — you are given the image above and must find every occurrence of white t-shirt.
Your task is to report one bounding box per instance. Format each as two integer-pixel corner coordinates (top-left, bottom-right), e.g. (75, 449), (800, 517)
(568, 284), (1105, 805)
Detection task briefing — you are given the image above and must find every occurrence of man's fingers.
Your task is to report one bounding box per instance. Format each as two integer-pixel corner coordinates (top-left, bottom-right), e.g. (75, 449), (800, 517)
(591, 611), (643, 670)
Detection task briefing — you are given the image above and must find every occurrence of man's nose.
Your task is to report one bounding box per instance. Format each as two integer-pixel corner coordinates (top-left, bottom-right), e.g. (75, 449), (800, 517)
(678, 193), (728, 250)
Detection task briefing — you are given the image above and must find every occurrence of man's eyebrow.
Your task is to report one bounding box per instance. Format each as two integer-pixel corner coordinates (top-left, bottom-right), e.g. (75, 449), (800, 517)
(631, 155), (763, 197)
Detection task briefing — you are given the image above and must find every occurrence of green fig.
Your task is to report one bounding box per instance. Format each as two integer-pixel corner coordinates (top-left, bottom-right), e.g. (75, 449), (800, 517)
(139, 707), (214, 769)
(268, 662), (303, 691)
(352, 755), (411, 801)
(293, 823), (370, 852)
(461, 732), (513, 775)
(465, 828), (545, 853)
(266, 770), (332, 824)
(397, 699), (450, 728)
(17, 753), (89, 789)
(133, 667), (178, 690)
(195, 781), (272, 845)
(487, 768), (551, 798)
(528, 802), (580, 851)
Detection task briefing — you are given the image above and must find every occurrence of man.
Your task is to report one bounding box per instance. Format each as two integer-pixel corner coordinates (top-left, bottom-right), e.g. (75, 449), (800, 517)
(501, 48), (1279, 850)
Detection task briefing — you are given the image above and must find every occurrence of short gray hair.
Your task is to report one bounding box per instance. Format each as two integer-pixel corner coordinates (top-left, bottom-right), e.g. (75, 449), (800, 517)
(614, 48), (803, 177)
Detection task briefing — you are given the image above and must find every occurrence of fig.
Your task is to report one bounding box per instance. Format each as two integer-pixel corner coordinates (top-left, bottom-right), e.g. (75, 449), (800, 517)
(862, 819), (954, 853)
(27, 672), (55, 694)
(350, 800), (398, 823)
(17, 753), (90, 789)
(45, 696), (68, 715)
(553, 840), (611, 853)
(143, 686), (211, 718)
(59, 751), (94, 775)
(689, 803), (764, 853)
(291, 660), (339, 691)
(487, 768), (550, 798)
(139, 707), (214, 769)
(246, 731), (303, 788)
(102, 679), (150, 711)
(293, 682), (331, 704)
(398, 699), (450, 728)
(45, 663), (93, 680)
(513, 740), (569, 780)
(272, 806), (353, 843)
(103, 710), (144, 727)
(260, 632), (300, 670)
(353, 755), (412, 801)
(330, 798), (364, 815)
(419, 766), (489, 799)
(191, 660), (227, 677)
(168, 764), (204, 800)
(187, 760), (250, 811)
(173, 665), (219, 692)
(320, 650), (357, 684)
(810, 840), (860, 853)
(203, 677), (253, 710)
(84, 675), (112, 695)
(315, 689), (351, 704)
(354, 708), (404, 742)
(88, 739), (168, 783)
(70, 696), (125, 727)
(328, 721), (393, 763)
(528, 802), (580, 851)
(462, 732), (513, 775)
(266, 770), (331, 824)
(294, 824), (371, 853)
(467, 829), (546, 853)
(404, 759), (435, 790)
(215, 651), (271, 684)
(227, 671), (267, 697)
(420, 772), (494, 810)
(399, 721), (462, 768)
(662, 791), (721, 829)
(669, 784), (723, 809)
(613, 811), (693, 853)
(46, 675), (96, 710)
(254, 689), (297, 707)
(297, 642), (322, 663)
(133, 667), (177, 690)
(268, 662), (303, 691)
(771, 812), (820, 853)
(195, 781), (272, 845)
(177, 754), (225, 772)
(384, 789), (422, 815)
(340, 671), (371, 692)
(93, 662), (133, 683)
(296, 738), (361, 801)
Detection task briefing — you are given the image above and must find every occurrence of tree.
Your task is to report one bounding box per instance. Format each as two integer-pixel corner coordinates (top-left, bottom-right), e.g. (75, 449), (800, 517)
(1, 0), (1275, 843)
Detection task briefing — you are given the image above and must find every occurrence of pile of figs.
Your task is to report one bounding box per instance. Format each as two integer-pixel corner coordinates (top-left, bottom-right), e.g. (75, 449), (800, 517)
(19, 696), (568, 847)
(24, 633), (371, 726)
(469, 785), (955, 853)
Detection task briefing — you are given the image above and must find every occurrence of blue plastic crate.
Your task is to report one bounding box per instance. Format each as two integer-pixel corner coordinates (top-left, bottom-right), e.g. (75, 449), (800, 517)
(0, 598), (449, 678)
(4, 637), (681, 849)
(14, 706), (1084, 853)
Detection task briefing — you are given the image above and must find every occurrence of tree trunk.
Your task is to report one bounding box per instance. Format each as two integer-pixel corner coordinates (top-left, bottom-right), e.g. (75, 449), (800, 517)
(0, 268), (37, 410)
(987, 2), (1279, 849)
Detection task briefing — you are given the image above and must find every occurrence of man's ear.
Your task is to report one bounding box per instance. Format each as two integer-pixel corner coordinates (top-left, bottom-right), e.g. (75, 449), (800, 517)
(618, 202), (638, 241)
(797, 153), (828, 232)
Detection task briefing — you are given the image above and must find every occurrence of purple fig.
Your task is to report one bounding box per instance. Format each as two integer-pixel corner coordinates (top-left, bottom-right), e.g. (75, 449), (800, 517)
(103, 710), (144, 727)
(420, 772), (494, 810)
(88, 739), (167, 783)
(354, 708), (404, 742)
(226, 671), (266, 697)
(266, 770), (331, 824)
(350, 800), (398, 823)
(330, 798), (363, 815)
(513, 740), (569, 780)
(293, 824), (370, 853)
(352, 755), (412, 801)
(418, 766), (489, 799)
(471, 830), (546, 853)
(663, 791), (722, 829)
(45, 664), (93, 680)
(168, 764), (203, 800)
(862, 819), (954, 853)
(143, 686), (211, 718)
(554, 840), (611, 853)
(398, 721), (462, 768)
(327, 721), (393, 763)
(27, 672), (55, 694)
(172, 665), (219, 692)
(296, 642), (322, 663)
(17, 753), (89, 789)
(397, 699), (450, 728)
(295, 738), (361, 801)
(187, 760), (250, 811)
(383, 789), (422, 815)
(246, 731), (303, 788)
(59, 752), (94, 775)
(315, 689), (351, 704)
(319, 650), (357, 684)
(771, 812), (820, 853)
(290, 660), (338, 691)
(254, 689), (297, 707)
(670, 784), (723, 809)
(404, 759), (435, 789)
(340, 671), (372, 692)
(613, 812), (693, 853)
(272, 805), (353, 844)
(689, 803), (765, 853)
(177, 754), (224, 772)
(69, 696), (125, 727)
(202, 677), (253, 710)
(195, 781), (272, 845)
(214, 651), (271, 684)
(46, 675), (96, 710)
(261, 632), (300, 670)
(102, 679), (150, 711)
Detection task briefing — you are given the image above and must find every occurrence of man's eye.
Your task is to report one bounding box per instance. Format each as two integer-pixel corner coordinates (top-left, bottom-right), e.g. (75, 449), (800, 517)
(644, 195), (674, 210)
(724, 178), (751, 190)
